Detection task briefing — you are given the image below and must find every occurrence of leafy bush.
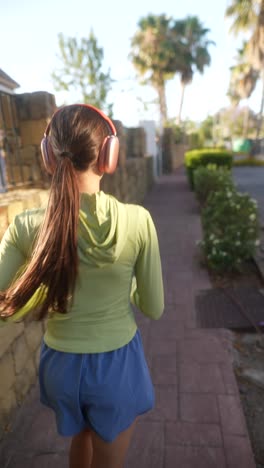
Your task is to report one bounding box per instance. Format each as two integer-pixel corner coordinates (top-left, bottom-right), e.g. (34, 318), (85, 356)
(188, 132), (203, 149)
(193, 166), (234, 205)
(200, 189), (260, 273)
(184, 148), (233, 189)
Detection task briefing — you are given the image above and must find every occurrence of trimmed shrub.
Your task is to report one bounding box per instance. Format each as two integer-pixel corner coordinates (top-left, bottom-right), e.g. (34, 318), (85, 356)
(234, 158), (264, 167)
(193, 166), (234, 206)
(184, 148), (233, 189)
(200, 189), (260, 273)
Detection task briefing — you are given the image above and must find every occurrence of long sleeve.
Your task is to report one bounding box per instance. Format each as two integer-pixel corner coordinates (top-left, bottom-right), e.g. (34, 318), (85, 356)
(131, 209), (164, 319)
(0, 214), (45, 325)
(0, 217), (26, 291)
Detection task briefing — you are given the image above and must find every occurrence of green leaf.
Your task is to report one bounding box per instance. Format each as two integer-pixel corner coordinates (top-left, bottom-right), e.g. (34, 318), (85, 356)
(51, 31), (113, 111)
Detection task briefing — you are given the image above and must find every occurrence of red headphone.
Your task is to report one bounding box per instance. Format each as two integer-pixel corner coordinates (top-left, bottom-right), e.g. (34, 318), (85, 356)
(40, 104), (119, 175)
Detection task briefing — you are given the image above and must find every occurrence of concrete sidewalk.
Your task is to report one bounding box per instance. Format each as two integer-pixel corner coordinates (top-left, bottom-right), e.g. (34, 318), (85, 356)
(0, 169), (256, 468)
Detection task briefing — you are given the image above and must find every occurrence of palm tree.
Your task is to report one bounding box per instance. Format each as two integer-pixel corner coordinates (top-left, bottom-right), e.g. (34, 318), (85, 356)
(226, 0), (264, 137)
(225, 0), (258, 33)
(228, 43), (259, 136)
(171, 16), (214, 123)
(130, 14), (180, 125)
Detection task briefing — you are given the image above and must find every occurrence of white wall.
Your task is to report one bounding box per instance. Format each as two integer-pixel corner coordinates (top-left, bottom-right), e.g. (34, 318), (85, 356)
(0, 85), (14, 94)
(139, 120), (159, 178)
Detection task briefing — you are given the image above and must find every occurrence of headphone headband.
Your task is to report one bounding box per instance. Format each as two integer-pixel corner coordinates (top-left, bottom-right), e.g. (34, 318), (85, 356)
(44, 103), (117, 137)
(41, 103), (119, 175)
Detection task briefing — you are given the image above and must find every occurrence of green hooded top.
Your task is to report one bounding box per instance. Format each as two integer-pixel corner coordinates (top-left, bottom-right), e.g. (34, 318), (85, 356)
(0, 191), (164, 353)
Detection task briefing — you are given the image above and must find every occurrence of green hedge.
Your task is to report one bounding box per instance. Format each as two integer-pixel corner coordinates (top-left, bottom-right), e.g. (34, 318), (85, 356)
(184, 149), (233, 189)
(192, 165), (260, 273)
(234, 158), (264, 167)
(201, 189), (259, 273)
(193, 166), (234, 206)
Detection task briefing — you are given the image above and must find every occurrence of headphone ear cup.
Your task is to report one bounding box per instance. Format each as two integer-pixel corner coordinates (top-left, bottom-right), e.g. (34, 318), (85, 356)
(40, 137), (56, 175)
(98, 136), (119, 174)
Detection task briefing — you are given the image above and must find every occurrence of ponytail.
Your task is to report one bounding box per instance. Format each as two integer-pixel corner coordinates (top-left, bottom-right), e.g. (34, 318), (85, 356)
(0, 158), (80, 320)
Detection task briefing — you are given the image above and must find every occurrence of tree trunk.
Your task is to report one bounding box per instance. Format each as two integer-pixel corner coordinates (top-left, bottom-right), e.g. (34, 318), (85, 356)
(156, 83), (167, 127)
(178, 83), (186, 125)
(242, 106), (249, 139)
(256, 74), (264, 139)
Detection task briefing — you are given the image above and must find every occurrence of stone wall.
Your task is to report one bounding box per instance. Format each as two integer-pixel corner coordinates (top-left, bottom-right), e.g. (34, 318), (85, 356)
(101, 156), (154, 203)
(0, 189), (49, 438)
(0, 154), (154, 438)
(0, 319), (45, 438)
(2, 97), (149, 189)
(0, 189), (49, 240)
(125, 127), (147, 159)
(2, 92), (56, 189)
(162, 128), (188, 173)
(15, 92), (56, 187)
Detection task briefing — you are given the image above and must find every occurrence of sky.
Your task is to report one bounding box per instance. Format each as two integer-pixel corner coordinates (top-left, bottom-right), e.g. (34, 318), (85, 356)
(0, 0), (261, 127)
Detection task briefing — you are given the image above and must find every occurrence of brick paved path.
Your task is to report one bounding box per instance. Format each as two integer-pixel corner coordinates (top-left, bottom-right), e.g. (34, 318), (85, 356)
(0, 169), (256, 468)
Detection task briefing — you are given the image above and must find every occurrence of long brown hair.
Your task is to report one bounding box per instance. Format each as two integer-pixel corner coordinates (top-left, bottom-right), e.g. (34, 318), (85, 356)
(0, 105), (109, 320)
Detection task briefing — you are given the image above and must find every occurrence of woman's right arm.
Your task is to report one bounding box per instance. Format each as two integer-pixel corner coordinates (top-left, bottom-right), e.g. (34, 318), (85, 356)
(131, 209), (164, 320)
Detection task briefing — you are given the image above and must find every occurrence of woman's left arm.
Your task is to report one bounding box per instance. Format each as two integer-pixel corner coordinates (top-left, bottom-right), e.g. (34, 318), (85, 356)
(0, 218), (27, 291)
(0, 215), (47, 325)
(0, 217), (29, 324)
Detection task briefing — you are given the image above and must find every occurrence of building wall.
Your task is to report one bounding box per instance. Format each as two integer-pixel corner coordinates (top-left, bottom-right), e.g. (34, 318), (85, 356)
(139, 120), (159, 178)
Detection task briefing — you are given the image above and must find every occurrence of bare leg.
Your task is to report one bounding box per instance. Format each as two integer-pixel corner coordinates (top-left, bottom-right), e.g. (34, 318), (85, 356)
(69, 428), (93, 468)
(90, 419), (137, 468)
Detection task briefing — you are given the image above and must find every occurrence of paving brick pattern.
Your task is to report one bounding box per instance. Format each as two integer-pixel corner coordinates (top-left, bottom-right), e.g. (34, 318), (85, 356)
(0, 169), (256, 467)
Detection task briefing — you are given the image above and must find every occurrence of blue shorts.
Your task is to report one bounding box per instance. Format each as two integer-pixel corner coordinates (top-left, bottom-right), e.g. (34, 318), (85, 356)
(39, 329), (154, 442)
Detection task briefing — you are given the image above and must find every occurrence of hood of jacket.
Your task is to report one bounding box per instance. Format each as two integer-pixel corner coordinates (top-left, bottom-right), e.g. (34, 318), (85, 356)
(78, 191), (128, 267)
